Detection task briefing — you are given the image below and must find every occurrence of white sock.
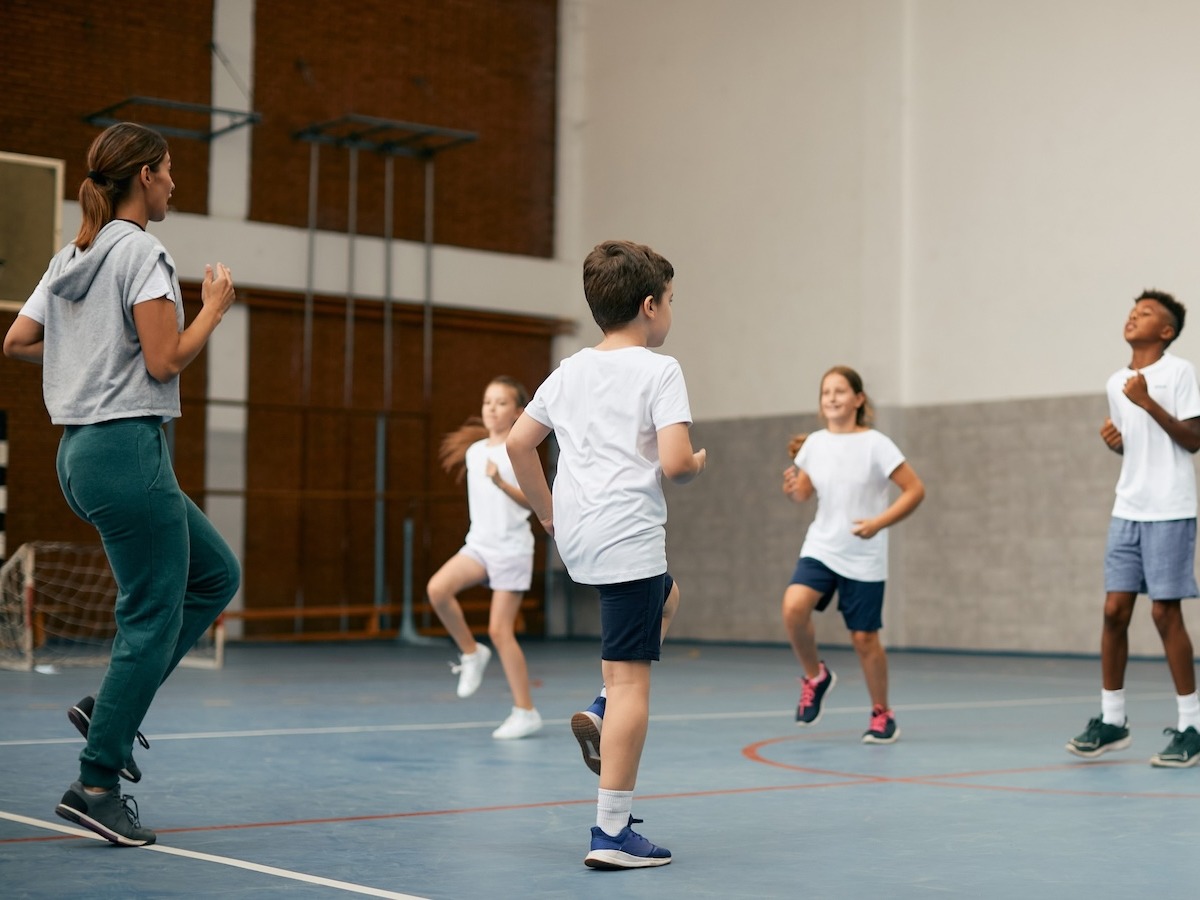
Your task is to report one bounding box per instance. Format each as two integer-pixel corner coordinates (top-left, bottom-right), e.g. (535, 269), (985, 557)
(1176, 692), (1200, 732)
(596, 788), (632, 836)
(599, 685), (607, 699)
(1101, 689), (1126, 726)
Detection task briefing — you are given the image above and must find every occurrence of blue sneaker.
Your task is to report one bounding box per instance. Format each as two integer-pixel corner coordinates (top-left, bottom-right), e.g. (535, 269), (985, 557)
(584, 816), (672, 869)
(571, 695), (605, 775)
(795, 662), (836, 725)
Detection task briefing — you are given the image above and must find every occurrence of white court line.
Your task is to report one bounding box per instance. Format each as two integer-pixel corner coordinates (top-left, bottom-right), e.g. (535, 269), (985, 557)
(0, 691), (1176, 748)
(0, 811), (428, 899)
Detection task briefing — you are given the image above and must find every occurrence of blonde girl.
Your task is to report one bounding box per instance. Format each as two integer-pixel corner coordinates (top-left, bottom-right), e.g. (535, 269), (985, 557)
(430, 376), (541, 738)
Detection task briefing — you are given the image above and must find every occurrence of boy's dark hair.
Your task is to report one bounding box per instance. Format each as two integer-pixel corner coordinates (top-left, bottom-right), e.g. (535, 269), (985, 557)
(1137, 289), (1186, 346)
(582, 240), (674, 332)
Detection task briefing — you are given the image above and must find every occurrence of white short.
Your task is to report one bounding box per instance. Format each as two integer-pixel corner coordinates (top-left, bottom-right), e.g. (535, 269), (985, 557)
(458, 544), (533, 593)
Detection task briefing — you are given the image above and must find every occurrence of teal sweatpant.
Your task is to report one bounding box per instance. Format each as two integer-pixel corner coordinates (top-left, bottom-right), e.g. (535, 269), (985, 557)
(56, 417), (240, 789)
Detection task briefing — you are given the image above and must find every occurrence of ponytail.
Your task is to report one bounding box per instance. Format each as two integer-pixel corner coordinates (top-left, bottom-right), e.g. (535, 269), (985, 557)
(438, 418), (489, 484)
(74, 123), (168, 250)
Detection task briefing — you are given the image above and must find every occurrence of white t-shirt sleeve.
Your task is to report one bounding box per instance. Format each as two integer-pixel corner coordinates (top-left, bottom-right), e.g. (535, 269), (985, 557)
(651, 359), (692, 429)
(19, 275), (50, 324)
(872, 431), (907, 479)
(1174, 359), (1200, 421)
(524, 368), (558, 428)
(133, 258), (177, 305)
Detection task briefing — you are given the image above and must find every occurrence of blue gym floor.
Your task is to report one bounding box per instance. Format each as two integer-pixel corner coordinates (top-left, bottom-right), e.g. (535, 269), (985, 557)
(2, 640), (1196, 898)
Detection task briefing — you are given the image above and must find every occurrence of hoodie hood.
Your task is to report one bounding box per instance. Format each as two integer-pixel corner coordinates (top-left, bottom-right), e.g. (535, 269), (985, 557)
(47, 220), (147, 303)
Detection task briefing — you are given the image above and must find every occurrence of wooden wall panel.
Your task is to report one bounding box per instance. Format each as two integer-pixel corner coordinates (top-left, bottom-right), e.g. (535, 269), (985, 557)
(243, 290), (568, 637)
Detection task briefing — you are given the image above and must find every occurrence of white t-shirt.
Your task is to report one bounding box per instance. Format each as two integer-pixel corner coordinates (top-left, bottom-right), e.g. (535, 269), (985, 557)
(463, 439), (534, 558)
(524, 346), (692, 584)
(795, 429), (906, 582)
(1107, 352), (1200, 521)
(20, 258), (176, 324)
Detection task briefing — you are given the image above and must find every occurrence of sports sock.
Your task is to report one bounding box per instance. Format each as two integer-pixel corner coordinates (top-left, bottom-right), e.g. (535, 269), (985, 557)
(1100, 689), (1125, 726)
(596, 788), (632, 837)
(599, 685), (607, 699)
(1176, 692), (1200, 732)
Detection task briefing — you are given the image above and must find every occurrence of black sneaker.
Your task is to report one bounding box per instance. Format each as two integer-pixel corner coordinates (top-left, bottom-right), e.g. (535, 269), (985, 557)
(795, 662), (836, 725)
(1149, 726), (1200, 768)
(1065, 716), (1131, 758)
(68, 695), (148, 783)
(55, 781), (156, 846)
(862, 706), (900, 744)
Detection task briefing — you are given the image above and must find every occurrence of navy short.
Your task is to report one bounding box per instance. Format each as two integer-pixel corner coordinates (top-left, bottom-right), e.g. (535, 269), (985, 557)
(789, 556), (884, 632)
(596, 572), (674, 661)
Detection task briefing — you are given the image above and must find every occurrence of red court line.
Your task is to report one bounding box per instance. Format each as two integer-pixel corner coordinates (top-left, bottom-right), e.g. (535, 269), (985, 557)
(742, 733), (1200, 799)
(8, 733), (1196, 845)
(0, 777), (885, 845)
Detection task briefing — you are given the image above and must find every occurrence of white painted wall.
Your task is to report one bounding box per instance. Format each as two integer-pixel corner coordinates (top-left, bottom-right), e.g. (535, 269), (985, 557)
(573, 0), (1200, 417)
(908, 0), (1200, 407)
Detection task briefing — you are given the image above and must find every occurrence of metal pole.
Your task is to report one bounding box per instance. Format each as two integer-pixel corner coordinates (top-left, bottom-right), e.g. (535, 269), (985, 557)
(422, 155), (434, 407)
(303, 142), (318, 404)
(344, 146), (358, 409)
(297, 141), (320, 631)
(398, 517), (436, 644)
(375, 156), (395, 626)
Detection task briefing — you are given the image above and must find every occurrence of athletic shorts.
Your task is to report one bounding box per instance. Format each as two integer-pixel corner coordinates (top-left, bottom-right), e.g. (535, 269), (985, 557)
(789, 556), (884, 632)
(458, 544), (533, 592)
(595, 572), (675, 662)
(1104, 517), (1199, 600)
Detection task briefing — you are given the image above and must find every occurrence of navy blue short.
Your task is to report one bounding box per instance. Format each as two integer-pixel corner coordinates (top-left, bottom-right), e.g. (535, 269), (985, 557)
(789, 556), (884, 632)
(596, 572), (674, 662)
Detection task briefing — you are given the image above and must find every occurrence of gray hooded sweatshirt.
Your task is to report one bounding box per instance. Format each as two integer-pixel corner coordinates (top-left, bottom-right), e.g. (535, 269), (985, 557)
(40, 219), (184, 425)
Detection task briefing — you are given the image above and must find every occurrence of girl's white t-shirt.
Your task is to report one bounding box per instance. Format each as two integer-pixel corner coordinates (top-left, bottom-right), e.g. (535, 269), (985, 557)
(463, 439), (534, 558)
(524, 346), (692, 585)
(794, 428), (906, 582)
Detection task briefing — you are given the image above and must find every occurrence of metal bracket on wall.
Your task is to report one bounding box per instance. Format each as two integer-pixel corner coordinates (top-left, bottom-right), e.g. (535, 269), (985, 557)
(292, 114), (477, 159)
(83, 97), (261, 142)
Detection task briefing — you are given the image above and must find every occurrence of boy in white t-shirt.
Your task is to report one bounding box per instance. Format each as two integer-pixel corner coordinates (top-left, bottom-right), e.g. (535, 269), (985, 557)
(1066, 290), (1200, 767)
(508, 240), (705, 869)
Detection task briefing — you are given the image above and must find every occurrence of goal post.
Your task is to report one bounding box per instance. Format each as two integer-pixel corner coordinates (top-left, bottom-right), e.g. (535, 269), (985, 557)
(0, 542), (223, 672)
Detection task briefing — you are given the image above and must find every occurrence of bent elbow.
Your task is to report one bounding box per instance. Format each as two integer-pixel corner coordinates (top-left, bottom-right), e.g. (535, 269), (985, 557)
(662, 460), (697, 483)
(146, 362), (181, 383)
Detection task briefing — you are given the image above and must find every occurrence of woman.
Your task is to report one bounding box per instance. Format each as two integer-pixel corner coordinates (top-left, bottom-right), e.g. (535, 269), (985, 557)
(4, 122), (240, 846)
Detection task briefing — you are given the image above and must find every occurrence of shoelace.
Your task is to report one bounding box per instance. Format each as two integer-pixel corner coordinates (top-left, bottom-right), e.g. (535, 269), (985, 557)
(448, 660), (463, 675)
(799, 677), (818, 709)
(869, 709), (891, 733)
(1160, 727), (1185, 748)
(119, 792), (144, 827)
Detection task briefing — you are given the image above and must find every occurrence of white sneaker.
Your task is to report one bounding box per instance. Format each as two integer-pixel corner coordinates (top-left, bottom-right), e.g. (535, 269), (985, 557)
(492, 706), (543, 740)
(451, 644), (492, 698)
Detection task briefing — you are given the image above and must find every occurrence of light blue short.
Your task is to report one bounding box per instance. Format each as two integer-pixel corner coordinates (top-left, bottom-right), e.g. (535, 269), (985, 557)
(1104, 517), (1199, 600)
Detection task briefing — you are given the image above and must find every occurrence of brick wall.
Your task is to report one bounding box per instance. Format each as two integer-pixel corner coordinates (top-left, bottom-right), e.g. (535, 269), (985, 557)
(0, 0), (214, 215)
(1, 0), (557, 258)
(251, 0), (558, 257)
